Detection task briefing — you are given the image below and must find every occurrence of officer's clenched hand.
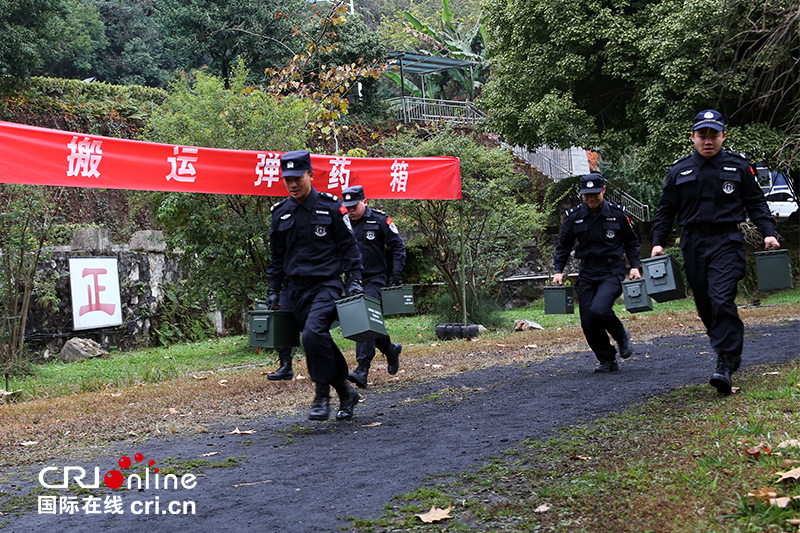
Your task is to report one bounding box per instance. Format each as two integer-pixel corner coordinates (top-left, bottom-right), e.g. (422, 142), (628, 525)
(650, 245), (665, 258)
(764, 236), (780, 250)
(629, 268), (642, 280)
(266, 289), (280, 310)
(552, 273), (563, 286)
(390, 274), (402, 286)
(346, 278), (364, 297)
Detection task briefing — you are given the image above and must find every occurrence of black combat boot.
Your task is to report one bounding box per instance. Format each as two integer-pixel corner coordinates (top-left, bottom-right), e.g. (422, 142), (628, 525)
(309, 382), (331, 420)
(594, 360), (619, 373)
(347, 361), (370, 389)
(333, 380), (360, 421)
(384, 342), (402, 375)
(709, 353), (734, 394)
(267, 349), (293, 381)
(617, 330), (633, 359)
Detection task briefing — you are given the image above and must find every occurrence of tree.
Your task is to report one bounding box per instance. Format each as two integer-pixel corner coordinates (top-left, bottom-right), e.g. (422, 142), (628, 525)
(0, 185), (63, 371)
(155, 0), (307, 88)
(379, 128), (544, 324)
(0, 0), (63, 78)
(265, 2), (384, 151)
(141, 61), (317, 324)
(481, 0), (796, 193)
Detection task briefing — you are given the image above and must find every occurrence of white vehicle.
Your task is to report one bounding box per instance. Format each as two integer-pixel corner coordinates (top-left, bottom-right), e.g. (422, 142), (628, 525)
(765, 189), (799, 219)
(755, 164), (798, 220)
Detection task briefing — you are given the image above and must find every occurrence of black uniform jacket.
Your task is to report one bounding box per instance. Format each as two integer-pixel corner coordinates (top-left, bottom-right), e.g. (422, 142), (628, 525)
(553, 199), (641, 274)
(351, 206), (406, 278)
(652, 150), (777, 247)
(268, 187), (362, 290)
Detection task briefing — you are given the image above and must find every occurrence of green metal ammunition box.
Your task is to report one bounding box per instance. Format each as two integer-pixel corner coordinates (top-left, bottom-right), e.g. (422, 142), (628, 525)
(248, 305), (300, 348)
(381, 285), (415, 315)
(755, 249), (792, 290)
(622, 278), (653, 313)
(641, 255), (686, 302)
(335, 294), (388, 342)
(544, 286), (574, 314)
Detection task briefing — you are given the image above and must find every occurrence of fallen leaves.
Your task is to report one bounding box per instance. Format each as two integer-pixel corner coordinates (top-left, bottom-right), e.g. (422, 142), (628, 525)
(229, 427), (256, 435)
(742, 440), (773, 459)
(416, 505), (452, 523)
(775, 466), (800, 483)
(749, 487), (800, 508)
(534, 503), (550, 513)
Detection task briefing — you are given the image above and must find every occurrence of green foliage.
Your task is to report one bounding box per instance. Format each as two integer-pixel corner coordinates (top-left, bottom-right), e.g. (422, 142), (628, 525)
(151, 281), (215, 347)
(0, 75), (167, 126)
(380, 127), (545, 322)
(542, 175), (579, 225)
(155, 0), (307, 88)
(0, 0), (62, 78)
(0, 185), (63, 371)
(482, 0), (797, 199)
(142, 62), (316, 322)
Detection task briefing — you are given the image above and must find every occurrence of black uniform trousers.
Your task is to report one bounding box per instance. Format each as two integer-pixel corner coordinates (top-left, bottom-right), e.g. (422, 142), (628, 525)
(276, 291), (294, 361)
(355, 275), (392, 365)
(576, 259), (627, 362)
(286, 277), (348, 385)
(680, 228), (746, 356)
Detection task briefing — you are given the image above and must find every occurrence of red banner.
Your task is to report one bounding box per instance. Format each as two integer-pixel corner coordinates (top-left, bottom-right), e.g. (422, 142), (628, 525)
(0, 121), (461, 199)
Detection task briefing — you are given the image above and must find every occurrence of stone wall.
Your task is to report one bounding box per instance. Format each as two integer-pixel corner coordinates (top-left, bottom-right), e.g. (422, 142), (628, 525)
(25, 229), (183, 354)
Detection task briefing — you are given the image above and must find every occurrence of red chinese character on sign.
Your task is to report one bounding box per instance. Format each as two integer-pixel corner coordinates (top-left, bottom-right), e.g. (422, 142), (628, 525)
(79, 268), (116, 316)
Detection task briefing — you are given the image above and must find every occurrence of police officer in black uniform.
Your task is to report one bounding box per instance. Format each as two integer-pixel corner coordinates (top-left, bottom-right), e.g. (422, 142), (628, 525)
(267, 150), (364, 420)
(340, 185), (406, 388)
(552, 173), (642, 372)
(651, 109), (780, 394)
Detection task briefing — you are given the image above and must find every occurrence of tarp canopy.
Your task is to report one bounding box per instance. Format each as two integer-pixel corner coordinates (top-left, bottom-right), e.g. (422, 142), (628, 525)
(387, 52), (477, 75)
(0, 121), (461, 199)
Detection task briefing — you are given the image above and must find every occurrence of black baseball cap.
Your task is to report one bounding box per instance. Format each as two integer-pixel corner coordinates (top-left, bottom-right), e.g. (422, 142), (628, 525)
(280, 150), (312, 177)
(692, 109), (725, 132)
(341, 185), (365, 207)
(579, 173), (605, 194)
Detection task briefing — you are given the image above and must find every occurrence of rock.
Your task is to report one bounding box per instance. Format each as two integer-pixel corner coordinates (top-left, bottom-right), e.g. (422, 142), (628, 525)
(514, 319), (544, 332)
(70, 227), (113, 253)
(59, 338), (108, 363)
(130, 230), (166, 252)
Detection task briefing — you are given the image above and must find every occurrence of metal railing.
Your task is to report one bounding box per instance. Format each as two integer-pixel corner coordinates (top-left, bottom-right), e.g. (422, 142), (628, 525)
(604, 188), (651, 222)
(506, 144), (574, 181)
(387, 97), (486, 125)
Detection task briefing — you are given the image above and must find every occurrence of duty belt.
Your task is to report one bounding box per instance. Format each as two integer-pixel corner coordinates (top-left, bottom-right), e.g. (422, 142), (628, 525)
(581, 256), (623, 266)
(288, 275), (329, 287)
(684, 223), (740, 236)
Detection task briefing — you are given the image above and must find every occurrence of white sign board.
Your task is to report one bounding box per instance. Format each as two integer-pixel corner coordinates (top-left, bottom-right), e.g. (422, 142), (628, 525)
(69, 257), (123, 330)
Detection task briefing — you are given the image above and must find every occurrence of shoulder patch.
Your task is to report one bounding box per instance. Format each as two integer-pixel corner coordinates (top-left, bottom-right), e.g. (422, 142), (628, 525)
(371, 208), (388, 217)
(610, 202), (627, 212)
(321, 191), (340, 202)
(726, 150), (748, 161)
(270, 198), (287, 212)
(671, 154), (691, 166)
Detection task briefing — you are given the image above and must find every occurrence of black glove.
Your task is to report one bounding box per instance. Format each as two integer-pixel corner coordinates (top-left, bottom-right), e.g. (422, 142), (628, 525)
(266, 288), (280, 310)
(389, 274), (402, 286)
(345, 278), (364, 297)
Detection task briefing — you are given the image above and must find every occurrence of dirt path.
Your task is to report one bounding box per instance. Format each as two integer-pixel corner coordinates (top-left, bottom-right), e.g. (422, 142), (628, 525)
(4, 320), (799, 532)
